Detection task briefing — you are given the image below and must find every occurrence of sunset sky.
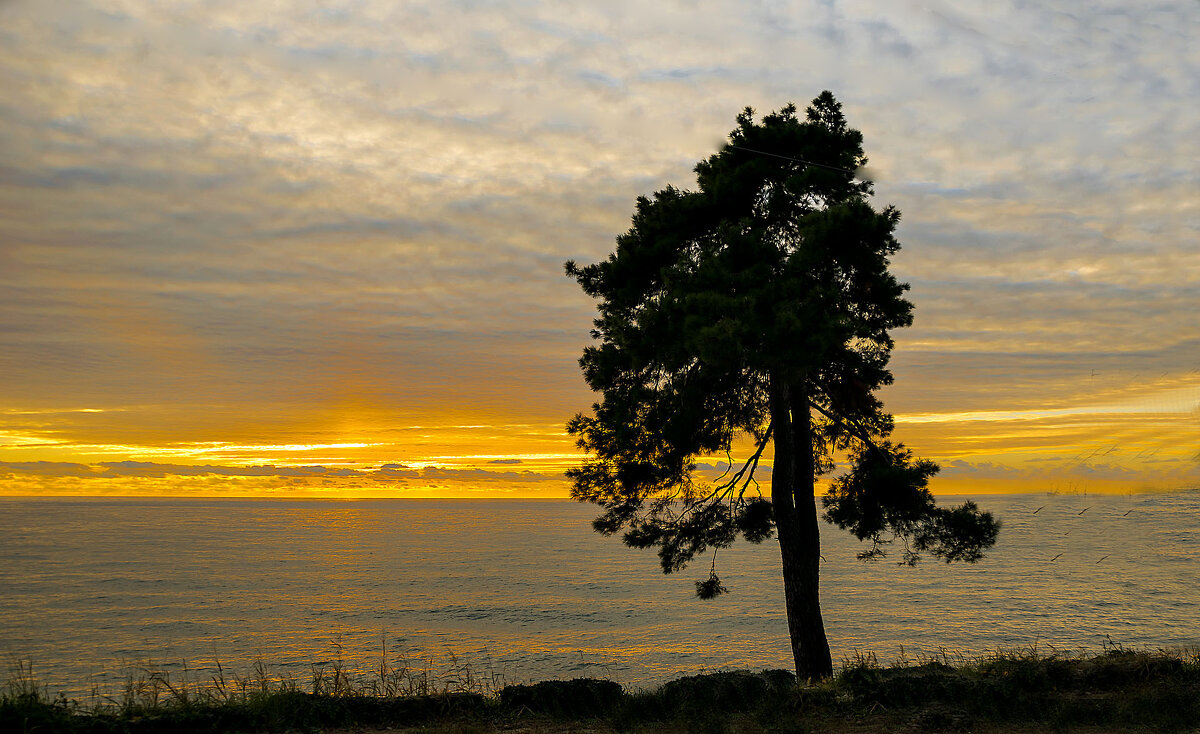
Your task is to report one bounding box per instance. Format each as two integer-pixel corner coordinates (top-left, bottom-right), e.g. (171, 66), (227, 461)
(1, 0), (1196, 497)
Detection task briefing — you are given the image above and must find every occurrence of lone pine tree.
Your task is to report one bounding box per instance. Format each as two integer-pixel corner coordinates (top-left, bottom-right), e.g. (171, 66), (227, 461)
(565, 92), (999, 680)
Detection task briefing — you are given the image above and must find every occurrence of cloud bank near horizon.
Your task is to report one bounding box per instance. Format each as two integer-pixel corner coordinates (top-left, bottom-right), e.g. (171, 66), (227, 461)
(2, 448), (1194, 498)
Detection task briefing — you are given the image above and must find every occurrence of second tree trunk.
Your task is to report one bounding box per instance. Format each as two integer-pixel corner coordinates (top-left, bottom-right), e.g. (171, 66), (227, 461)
(770, 378), (834, 680)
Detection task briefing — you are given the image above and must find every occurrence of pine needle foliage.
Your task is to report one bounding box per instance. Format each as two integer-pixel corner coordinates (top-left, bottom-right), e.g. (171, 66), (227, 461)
(566, 92), (999, 677)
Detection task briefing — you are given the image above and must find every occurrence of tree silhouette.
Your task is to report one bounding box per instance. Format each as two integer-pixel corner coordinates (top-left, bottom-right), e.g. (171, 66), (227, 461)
(565, 92), (999, 680)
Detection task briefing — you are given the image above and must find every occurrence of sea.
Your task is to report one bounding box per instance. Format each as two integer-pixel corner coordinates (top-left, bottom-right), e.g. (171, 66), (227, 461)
(1, 492), (1197, 697)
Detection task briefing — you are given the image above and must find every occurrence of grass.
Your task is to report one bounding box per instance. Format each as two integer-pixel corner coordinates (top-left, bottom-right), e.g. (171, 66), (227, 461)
(4, 644), (1199, 733)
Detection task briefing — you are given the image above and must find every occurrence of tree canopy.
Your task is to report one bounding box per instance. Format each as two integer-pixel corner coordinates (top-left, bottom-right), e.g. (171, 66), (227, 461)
(565, 92), (999, 679)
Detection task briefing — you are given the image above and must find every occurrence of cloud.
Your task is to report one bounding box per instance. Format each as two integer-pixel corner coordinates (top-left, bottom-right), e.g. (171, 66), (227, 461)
(0, 460), (99, 478)
(942, 459), (1020, 479)
(0, 0), (1196, 494)
(95, 461), (365, 479)
(0, 459), (567, 488)
(14, 460), (565, 482)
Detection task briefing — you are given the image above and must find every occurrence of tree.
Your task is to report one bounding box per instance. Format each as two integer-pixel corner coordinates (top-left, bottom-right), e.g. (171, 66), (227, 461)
(564, 92), (1000, 680)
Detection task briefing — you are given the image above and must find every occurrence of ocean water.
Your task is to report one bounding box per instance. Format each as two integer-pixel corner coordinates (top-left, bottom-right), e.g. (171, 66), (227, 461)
(1, 492), (1197, 696)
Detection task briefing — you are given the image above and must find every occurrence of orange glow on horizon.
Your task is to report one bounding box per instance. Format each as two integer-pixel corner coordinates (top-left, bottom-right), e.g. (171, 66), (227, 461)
(2, 365), (1195, 498)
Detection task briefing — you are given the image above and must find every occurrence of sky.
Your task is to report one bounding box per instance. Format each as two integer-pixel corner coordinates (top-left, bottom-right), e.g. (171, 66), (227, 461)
(1, 0), (1197, 498)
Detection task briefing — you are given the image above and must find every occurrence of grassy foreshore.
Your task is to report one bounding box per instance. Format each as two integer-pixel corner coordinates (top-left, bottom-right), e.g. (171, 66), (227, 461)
(4, 647), (1198, 733)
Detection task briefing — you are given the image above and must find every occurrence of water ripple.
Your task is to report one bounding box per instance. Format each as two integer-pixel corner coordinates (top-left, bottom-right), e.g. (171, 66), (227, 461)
(1, 492), (1197, 696)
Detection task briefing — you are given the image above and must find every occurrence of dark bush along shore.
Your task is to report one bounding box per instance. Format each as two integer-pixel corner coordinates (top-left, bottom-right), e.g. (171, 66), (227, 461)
(4, 648), (1198, 733)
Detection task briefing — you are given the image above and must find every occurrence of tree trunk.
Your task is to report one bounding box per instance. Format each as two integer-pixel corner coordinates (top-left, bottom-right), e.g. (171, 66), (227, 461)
(770, 377), (834, 680)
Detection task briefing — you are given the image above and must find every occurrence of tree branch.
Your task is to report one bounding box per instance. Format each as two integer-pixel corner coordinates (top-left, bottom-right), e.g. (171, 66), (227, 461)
(711, 421), (773, 498)
(671, 420), (773, 524)
(807, 399), (891, 461)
